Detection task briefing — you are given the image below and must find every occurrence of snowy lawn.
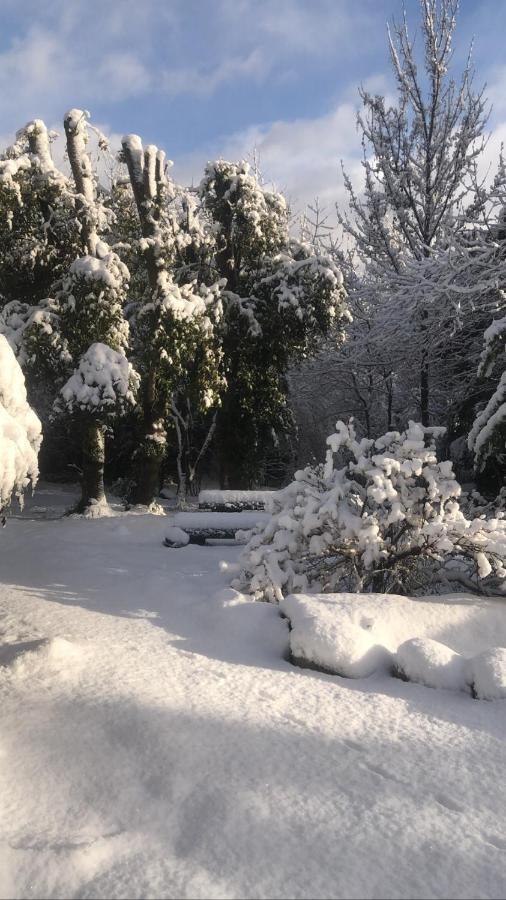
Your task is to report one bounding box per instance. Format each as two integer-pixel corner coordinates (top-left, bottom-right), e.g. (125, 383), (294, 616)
(1, 487), (506, 899)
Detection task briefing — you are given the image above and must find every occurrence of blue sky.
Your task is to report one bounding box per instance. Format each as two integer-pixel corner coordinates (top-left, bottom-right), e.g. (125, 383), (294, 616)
(1, 0), (505, 215)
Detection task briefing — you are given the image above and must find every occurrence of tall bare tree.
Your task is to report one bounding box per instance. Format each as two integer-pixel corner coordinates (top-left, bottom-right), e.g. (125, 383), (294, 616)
(339, 0), (488, 425)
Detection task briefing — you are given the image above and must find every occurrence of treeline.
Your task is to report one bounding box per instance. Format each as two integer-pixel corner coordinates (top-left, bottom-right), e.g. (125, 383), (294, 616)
(0, 114), (348, 513)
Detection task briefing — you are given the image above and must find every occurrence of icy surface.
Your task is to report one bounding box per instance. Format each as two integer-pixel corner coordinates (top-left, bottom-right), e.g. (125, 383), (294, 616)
(1, 485), (506, 898)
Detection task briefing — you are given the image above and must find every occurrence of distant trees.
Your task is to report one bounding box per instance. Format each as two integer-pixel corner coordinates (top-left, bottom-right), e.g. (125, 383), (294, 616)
(0, 114), (348, 506)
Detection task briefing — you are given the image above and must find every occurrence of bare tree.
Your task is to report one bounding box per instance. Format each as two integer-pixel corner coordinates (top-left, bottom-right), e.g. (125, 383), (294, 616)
(339, 0), (488, 426)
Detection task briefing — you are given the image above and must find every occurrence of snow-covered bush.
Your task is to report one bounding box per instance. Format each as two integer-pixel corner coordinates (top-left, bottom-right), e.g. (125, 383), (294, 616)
(236, 420), (506, 601)
(0, 334), (41, 509)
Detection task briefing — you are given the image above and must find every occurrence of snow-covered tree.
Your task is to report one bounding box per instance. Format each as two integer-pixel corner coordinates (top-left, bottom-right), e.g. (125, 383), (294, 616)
(338, 0), (488, 429)
(0, 334), (41, 511)
(120, 135), (224, 505)
(468, 312), (506, 473)
(236, 419), (506, 601)
(1, 111), (138, 512)
(0, 119), (80, 306)
(57, 342), (139, 513)
(199, 160), (349, 488)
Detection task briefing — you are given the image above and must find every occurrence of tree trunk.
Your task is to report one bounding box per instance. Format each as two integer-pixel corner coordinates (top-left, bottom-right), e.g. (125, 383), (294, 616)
(77, 423), (105, 512)
(132, 449), (163, 506)
(420, 355), (430, 426)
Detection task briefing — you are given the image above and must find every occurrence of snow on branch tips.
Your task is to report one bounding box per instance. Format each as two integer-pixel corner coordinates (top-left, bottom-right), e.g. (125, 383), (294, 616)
(0, 334), (42, 510)
(236, 420), (506, 601)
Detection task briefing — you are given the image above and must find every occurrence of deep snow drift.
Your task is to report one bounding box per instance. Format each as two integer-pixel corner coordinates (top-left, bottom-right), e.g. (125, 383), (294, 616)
(1, 485), (506, 899)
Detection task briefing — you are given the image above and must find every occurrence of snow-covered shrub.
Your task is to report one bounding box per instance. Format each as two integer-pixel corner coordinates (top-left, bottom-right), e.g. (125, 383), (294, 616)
(236, 420), (506, 601)
(0, 334), (41, 509)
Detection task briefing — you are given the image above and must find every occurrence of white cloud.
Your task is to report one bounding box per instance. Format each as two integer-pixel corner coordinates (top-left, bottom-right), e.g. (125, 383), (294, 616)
(172, 103), (364, 224)
(162, 49), (268, 97)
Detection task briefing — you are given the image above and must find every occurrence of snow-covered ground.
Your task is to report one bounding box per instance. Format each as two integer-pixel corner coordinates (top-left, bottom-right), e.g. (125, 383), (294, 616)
(1, 485), (506, 899)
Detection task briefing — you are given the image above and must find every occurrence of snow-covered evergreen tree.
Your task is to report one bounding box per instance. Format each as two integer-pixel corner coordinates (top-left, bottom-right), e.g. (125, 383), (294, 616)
(0, 334), (41, 511)
(1, 111), (138, 512)
(199, 160), (349, 488)
(236, 420), (506, 601)
(0, 119), (80, 306)
(120, 135), (224, 505)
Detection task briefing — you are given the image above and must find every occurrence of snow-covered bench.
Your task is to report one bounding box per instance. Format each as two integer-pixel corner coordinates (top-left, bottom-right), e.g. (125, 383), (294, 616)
(164, 511), (270, 547)
(197, 490), (277, 512)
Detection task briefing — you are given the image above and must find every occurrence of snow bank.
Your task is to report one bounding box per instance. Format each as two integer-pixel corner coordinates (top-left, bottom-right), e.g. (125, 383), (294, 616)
(0, 334), (42, 508)
(281, 592), (506, 696)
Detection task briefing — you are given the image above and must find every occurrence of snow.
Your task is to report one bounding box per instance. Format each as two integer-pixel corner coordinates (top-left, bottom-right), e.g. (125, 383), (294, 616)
(70, 253), (127, 291)
(0, 334), (41, 509)
(59, 343), (139, 414)
(198, 490), (277, 510)
(469, 648), (506, 701)
(2, 484), (506, 898)
(174, 511), (270, 532)
(280, 591), (506, 686)
(395, 638), (469, 693)
(164, 525), (190, 547)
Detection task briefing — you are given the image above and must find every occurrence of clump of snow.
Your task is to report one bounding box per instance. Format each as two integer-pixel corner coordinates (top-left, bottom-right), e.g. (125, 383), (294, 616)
(59, 343), (139, 416)
(164, 525), (190, 547)
(469, 648), (506, 700)
(395, 638), (469, 693)
(79, 497), (117, 520)
(70, 250), (128, 291)
(0, 334), (42, 509)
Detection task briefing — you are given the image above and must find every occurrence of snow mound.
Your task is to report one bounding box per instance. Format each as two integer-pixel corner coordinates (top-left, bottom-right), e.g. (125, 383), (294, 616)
(469, 648), (506, 700)
(164, 525), (190, 548)
(281, 592), (506, 692)
(395, 638), (469, 693)
(281, 593), (391, 677)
